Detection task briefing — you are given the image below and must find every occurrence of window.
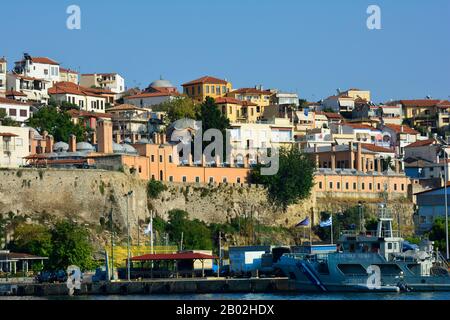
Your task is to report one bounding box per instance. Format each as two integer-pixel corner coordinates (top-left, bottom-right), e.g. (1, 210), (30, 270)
(151, 155), (155, 162)
(237, 177), (241, 184)
(169, 155), (173, 163)
(182, 176), (187, 183)
(378, 183), (381, 191)
(9, 109), (17, 116)
(222, 177), (228, 183)
(337, 182), (340, 189)
(319, 182), (323, 189)
(362, 183), (365, 190)
(388, 243), (393, 250)
(369, 183), (372, 190)
(216, 86), (220, 94)
(401, 184), (405, 191)
(159, 155), (163, 163)
(394, 184), (397, 191)
(198, 85), (201, 94)
(353, 183), (357, 190)
(138, 166), (142, 173)
(222, 86), (226, 94)
(195, 177), (200, 183)
(209, 177), (214, 183)
(329, 182), (333, 189)
(44, 69), (49, 75)
(346, 182), (349, 190)
(20, 110), (28, 117)
(169, 176), (174, 182)
(206, 86), (209, 94)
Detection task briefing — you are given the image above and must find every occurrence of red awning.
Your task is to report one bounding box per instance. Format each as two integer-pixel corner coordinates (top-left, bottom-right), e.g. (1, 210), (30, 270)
(129, 252), (218, 262)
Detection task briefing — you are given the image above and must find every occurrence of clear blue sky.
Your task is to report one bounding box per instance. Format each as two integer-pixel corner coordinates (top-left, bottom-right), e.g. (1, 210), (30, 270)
(3, 0), (450, 103)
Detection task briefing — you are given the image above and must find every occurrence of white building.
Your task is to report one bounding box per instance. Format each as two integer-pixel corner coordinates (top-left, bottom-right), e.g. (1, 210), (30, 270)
(13, 54), (60, 85)
(322, 95), (355, 113)
(0, 57), (6, 97)
(0, 126), (31, 168)
(270, 90), (299, 107)
(416, 186), (450, 232)
(80, 73), (125, 94)
(48, 82), (107, 113)
(6, 73), (51, 104)
(0, 97), (32, 123)
(125, 92), (180, 109)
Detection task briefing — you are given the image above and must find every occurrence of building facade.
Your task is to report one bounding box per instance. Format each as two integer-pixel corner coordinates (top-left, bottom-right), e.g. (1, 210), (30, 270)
(0, 57), (6, 97)
(0, 97), (31, 123)
(182, 76), (232, 102)
(0, 126), (31, 168)
(80, 73), (125, 94)
(48, 82), (108, 113)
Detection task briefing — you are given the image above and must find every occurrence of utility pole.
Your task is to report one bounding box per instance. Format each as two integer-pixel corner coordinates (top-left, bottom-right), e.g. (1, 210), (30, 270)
(218, 231), (222, 278)
(180, 232), (184, 252)
(444, 146), (449, 260)
(124, 191), (133, 282)
(110, 207), (115, 281)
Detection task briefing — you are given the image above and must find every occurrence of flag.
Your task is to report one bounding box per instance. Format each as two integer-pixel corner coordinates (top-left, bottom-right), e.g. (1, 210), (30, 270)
(144, 220), (152, 235)
(296, 217), (310, 227)
(320, 216), (333, 228)
(304, 108), (309, 117)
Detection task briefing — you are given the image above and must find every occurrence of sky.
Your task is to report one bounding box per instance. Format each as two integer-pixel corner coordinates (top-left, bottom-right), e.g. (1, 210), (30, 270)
(2, 0), (450, 103)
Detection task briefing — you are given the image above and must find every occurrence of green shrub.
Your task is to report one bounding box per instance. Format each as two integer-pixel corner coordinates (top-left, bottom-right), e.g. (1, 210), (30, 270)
(147, 180), (167, 199)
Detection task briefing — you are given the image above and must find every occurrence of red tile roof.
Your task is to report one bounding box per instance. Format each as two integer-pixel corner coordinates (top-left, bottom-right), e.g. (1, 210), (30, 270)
(343, 123), (379, 131)
(0, 133), (19, 137)
(48, 82), (105, 98)
(324, 112), (343, 120)
(31, 57), (59, 65)
(398, 99), (445, 108)
(106, 104), (146, 112)
(60, 67), (79, 74)
(5, 90), (27, 97)
(215, 97), (258, 106)
(125, 92), (180, 100)
(230, 88), (273, 95)
(67, 109), (112, 119)
(182, 76), (229, 86)
(383, 124), (419, 135)
(405, 139), (438, 148)
(129, 252), (218, 261)
(361, 144), (394, 153)
(0, 97), (31, 106)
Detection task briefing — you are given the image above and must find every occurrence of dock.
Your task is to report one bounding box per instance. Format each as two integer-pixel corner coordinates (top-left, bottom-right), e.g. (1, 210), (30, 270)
(3, 277), (294, 297)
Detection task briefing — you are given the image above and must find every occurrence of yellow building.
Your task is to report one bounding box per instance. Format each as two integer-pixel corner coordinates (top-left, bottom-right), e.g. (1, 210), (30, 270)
(215, 97), (259, 123)
(60, 68), (79, 84)
(342, 88), (371, 102)
(182, 76), (232, 102)
(226, 87), (273, 121)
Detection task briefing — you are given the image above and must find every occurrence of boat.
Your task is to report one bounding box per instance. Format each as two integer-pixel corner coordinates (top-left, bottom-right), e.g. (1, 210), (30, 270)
(274, 204), (450, 292)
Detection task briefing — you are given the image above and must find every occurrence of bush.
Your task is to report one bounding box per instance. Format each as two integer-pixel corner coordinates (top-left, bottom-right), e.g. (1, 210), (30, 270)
(147, 180), (167, 199)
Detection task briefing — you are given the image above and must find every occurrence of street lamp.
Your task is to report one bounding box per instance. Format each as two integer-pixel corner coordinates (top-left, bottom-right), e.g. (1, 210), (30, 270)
(124, 191), (133, 281)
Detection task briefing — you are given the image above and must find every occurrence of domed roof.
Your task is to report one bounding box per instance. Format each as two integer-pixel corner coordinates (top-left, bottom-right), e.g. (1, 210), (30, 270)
(53, 142), (69, 152)
(169, 118), (200, 131)
(150, 79), (174, 88)
(122, 143), (138, 155)
(76, 142), (95, 152)
(112, 142), (125, 153)
(138, 138), (152, 144)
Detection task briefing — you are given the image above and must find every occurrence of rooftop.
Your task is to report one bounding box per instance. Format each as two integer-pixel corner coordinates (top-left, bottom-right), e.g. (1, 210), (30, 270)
(182, 76), (229, 86)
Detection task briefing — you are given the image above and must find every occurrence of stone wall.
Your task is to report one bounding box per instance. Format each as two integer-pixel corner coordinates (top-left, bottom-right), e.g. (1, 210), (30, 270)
(0, 169), (416, 241)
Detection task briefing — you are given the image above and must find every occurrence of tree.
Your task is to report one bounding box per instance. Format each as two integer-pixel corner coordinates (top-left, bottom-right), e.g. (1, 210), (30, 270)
(153, 97), (199, 123)
(49, 221), (94, 271)
(48, 98), (79, 112)
(197, 97), (230, 133)
(0, 109), (20, 127)
(428, 217), (449, 252)
(147, 180), (167, 199)
(9, 223), (53, 258)
(251, 146), (316, 209)
(166, 209), (213, 250)
(26, 106), (86, 142)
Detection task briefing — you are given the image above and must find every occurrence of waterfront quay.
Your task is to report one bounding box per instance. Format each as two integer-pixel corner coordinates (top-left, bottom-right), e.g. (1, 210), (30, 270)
(3, 277), (293, 297)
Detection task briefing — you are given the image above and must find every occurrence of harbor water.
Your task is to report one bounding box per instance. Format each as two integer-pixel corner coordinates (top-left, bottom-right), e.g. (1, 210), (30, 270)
(2, 292), (450, 300)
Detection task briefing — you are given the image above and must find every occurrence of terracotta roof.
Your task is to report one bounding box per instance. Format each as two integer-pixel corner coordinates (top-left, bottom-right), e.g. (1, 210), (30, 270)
(84, 87), (115, 95)
(361, 144), (394, 153)
(230, 88), (273, 95)
(405, 139), (437, 148)
(129, 252), (218, 261)
(81, 73), (118, 77)
(30, 57), (59, 65)
(398, 99), (443, 108)
(0, 97), (31, 106)
(9, 73), (48, 82)
(182, 76), (228, 86)
(106, 104), (146, 112)
(5, 90), (27, 97)
(48, 82), (105, 98)
(0, 133), (19, 137)
(60, 67), (79, 74)
(125, 92), (180, 100)
(214, 97), (258, 106)
(67, 109), (112, 119)
(383, 124), (419, 135)
(343, 123), (379, 131)
(324, 112), (343, 120)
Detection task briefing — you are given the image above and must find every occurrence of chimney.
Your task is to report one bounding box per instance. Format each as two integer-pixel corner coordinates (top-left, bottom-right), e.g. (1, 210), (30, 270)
(45, 135), (54, 154)
(131, 134), (137, 144)
(91, 130), (97, 145)
(331, 144), (336, 170)
(115, 133), (121, 144)
(69, 134), (77, 153)
(161, 133), (166, 144)
(97, 119), (113, 154)
(243, 155), (249, 168)
(395, 159), (401, 174)
(152, 132), (157, 144)
(356, 142), (362, 171)
(401, 125), (404, 133)
(349, 142), (355, 170)
(377, 158), (382, 173)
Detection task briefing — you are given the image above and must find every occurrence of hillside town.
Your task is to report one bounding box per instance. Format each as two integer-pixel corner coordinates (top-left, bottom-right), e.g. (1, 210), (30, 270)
(1, 52), (450, 294)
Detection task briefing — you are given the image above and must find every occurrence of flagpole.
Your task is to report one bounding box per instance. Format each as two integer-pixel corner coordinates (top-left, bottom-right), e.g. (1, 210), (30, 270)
(150, 210), (154, 255)
(309, 214), (312, 245)
(330, 214), (334, 245)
